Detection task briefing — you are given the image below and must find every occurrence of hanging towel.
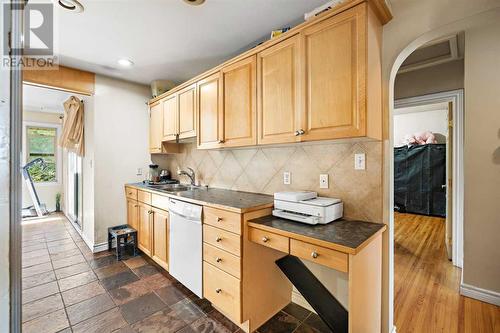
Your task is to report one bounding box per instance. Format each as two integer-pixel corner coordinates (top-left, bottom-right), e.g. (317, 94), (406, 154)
(59, 96), (84, 156)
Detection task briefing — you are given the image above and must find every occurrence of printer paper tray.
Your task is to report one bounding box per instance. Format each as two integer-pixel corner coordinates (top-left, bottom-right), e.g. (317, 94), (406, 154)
(272, 209), (321, 225)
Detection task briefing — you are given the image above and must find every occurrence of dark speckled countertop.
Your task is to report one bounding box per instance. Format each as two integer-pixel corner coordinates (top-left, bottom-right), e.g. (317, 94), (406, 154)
(248, 215), (386, 254)
(127, 182), (274, 213)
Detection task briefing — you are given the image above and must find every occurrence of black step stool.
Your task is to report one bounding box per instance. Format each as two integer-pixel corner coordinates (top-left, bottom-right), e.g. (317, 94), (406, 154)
(108, 225), (138, 260)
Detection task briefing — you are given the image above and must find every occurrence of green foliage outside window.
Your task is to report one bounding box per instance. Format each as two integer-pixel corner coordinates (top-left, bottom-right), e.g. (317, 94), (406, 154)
(27, 127), (57, 182)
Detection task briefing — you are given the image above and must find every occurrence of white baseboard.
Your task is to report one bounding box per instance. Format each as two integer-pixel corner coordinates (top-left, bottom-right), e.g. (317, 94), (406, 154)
(93, 241), (111, 253)
(460, 283), (500, 306)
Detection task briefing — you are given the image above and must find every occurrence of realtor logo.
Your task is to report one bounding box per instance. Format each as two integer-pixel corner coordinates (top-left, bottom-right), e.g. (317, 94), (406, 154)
(3, 2), (57, 69)
(24, 2), (54, 55)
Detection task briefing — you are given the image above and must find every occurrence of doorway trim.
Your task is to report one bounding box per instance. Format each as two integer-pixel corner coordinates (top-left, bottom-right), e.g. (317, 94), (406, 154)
(394, 89), (464, 268)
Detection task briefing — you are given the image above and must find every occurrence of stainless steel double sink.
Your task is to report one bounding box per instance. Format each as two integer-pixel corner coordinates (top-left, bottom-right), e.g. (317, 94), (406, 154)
(146, 183), (205, 193)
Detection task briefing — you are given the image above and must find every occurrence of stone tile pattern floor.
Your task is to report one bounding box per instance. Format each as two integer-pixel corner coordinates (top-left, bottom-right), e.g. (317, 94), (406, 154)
(22, 215), (332, 333)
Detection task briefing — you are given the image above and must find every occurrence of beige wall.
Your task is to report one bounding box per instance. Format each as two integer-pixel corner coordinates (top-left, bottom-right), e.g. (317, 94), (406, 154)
(382, 1), (500, 332)
(462, 19), (500, 292)
(156, 141), (383, 223)
(92, 75), (151, 245)
(394, 59), (464, 99)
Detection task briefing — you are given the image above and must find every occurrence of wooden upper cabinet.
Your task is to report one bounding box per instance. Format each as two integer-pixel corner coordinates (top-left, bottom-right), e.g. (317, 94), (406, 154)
(149, 101), (163, 153)
(197, 72), (223, 149)
(178, 84), (196, 139)
(300, 4), (370, 141)
(163, 94), (178, 141)
(221, 56), (257, 147)
(151, 208), (169, 270)
(257, 35), (302, 145)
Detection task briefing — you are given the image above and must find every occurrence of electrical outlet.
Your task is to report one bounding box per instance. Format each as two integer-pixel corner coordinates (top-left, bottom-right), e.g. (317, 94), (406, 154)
(283, 171), (291, 185)
(136, 168), (143, 176)
(319, 174), (329, 189)
(354, 153), (366, 170)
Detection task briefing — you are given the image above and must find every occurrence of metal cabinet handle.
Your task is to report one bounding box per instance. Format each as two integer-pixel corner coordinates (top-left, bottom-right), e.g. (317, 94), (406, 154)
(216, 217), (223, 222)
(148, 210), (153, 214)
(262, 237), (269, 243)
(134, 204), (138, 208)
(216, 237), (222, 242)
(311, 251), (319, 259)
(216, 257), (222, 263)
(215, 288), (222, 294)
(294, 129), (305, 136)
(217, 140), (225, 144)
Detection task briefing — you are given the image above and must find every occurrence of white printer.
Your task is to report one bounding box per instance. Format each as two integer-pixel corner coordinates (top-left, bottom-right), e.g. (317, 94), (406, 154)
(272, 191), (343, 225)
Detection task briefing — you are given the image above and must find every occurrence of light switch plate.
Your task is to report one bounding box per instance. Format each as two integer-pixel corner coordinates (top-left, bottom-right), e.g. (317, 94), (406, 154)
(319, 174), (329, 189)
(354, 153), (366, 170)
(283, 171), (291, 185)
(136, 168), (143, 176)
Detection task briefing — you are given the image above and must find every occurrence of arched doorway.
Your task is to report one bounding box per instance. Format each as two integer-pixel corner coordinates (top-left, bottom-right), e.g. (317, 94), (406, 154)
(385, 8), (500, 332)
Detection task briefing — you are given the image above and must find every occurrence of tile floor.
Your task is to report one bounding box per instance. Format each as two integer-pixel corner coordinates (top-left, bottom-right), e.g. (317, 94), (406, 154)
(21, 214), (332, 333)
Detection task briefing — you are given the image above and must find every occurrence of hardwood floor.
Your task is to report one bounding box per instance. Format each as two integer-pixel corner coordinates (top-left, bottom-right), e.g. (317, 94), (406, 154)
(394, 212), (500, 333)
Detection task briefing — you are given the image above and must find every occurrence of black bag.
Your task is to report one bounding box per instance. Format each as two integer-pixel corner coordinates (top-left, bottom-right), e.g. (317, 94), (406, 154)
(394, 144), (446, 217)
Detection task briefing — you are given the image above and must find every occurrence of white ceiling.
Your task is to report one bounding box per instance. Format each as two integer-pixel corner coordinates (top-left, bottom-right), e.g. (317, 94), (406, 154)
(23, 84), (75, 114)
(53, 0), (328, 85)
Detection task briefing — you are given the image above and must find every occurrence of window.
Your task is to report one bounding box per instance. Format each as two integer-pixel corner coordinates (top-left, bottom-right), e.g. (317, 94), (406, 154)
(26, 126), (57, 182)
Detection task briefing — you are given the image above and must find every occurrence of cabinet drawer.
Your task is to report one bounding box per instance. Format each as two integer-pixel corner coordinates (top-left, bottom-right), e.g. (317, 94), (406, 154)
(151, 194), (169, 211)
(203, 262), (241, 322)
(204, 207), (241, 234)
(290, 239), (348, 272)
(137, 190), (152, 205)
(203, 243), (241, 279)
(203, 225), (241, 256)
(248, 227), (289, 253)
(125, 187), (137, 200)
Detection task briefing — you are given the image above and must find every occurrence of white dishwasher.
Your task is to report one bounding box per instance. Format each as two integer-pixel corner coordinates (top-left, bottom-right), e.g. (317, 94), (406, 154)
(168, 198), (203, 298)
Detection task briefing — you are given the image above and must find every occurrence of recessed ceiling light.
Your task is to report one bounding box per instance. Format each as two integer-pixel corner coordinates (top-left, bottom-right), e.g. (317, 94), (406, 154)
(183, 0), (205, 6)
(58, 0), (84, 13)
(117, 58), (134, 67)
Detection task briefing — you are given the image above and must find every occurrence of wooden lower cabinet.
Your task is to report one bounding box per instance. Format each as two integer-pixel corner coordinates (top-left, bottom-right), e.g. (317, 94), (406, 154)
(126, 199), (138, 230)
(151, 208), (169, 270)
(127, 190), (169, 270)
(203, 261), (241, 322)
(137, 202), (152, 256)
(202, 206), (291, 333)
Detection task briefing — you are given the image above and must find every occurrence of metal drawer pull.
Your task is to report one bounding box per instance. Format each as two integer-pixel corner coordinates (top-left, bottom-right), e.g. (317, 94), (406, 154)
(216, 217), (223, 222)
(216, 257), (222, 263)
(294, 129), (305, 136)
(262, 237), (269, 243)
(215, 288), (222, 294)
(148, 210), (153, 214)
(216, 237), (222, 242)
(311, 251), (319, 259)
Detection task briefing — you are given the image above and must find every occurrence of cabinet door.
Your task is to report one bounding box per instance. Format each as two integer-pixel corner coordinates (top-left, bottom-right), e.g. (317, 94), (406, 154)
(197, 72), (223, 149)
(301, 5), (366, 141)
(151, 208), (169, 270)
(178, 84), (196, 139)
(149, 102), (163, 153)
(163, 94), (178, 141)
(257, 35), (302, 145)
(221, 56), (257, 147)
(126, 199), (138, 230)
(137, 203), (152, 256)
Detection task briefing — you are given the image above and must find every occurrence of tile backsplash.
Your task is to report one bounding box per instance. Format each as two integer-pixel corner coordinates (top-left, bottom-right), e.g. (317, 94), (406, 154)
(153, 141), (382, 222)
